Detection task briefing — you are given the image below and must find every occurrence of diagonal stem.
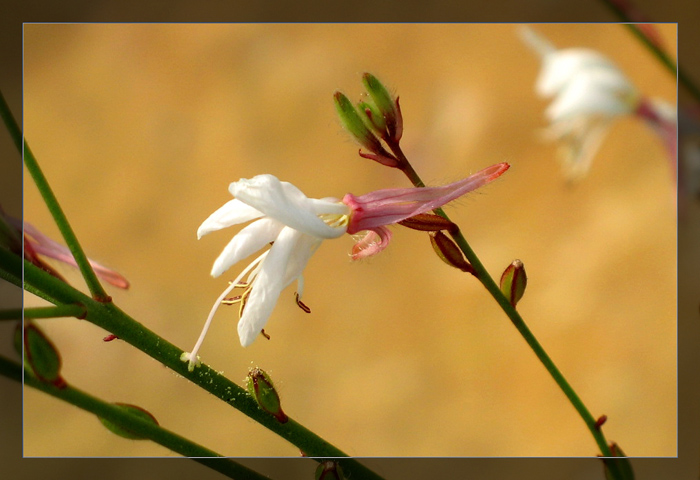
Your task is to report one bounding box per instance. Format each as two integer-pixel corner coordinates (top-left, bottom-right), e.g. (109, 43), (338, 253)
(386, 141), (625, 472)
(10, 249), (384, 480)
(0, 89), (110, 302)
(598, 0), (700, 103)
(0, 355), (273, 480)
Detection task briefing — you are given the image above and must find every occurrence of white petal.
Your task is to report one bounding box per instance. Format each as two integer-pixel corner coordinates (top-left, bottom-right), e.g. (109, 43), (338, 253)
(237, 227), (300, 347)
(280, 233), (323, 288)
(197, 199), (264, 239)
(210, 218), (283, 277)
(229, 174), (347, 239)
(546, 69), (635, 122)
(538, 49), (614, 97)
(519, 26), (555, 60)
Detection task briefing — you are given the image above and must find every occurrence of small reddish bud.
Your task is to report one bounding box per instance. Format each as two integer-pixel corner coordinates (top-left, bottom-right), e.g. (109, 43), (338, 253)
(595, 415), (607, 430)
(500, 259), (527, 307)
(246, 367), (288, 423)
(103, 334), (119, 342)
(398, 213), (457, 232)
(429, 231), (474, 274)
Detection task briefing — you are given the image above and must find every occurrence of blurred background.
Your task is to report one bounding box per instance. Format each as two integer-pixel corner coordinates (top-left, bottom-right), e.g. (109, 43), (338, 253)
(22, 23), (676, 458)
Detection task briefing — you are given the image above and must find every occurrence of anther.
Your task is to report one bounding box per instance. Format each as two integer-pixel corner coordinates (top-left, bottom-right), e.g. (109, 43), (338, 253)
(295, 293), (311, 313)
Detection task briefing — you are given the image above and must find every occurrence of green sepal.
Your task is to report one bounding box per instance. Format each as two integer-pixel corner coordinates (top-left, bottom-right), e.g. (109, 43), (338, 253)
(24, 321), (63, 386)
(98, 403), (160, 440)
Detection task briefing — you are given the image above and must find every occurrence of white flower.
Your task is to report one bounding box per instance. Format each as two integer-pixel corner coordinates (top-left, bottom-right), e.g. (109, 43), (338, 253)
(181, 175), (350, 370)
(181, 165), (510, 370)
(520, 26), (641, 180)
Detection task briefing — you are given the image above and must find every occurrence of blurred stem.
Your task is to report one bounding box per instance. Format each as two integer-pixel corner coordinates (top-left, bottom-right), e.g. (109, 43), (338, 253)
(0, 90), (21, 152)
(387, 141), (624, 470)
(15, 253), (383, 480)
(599, 0), (700, 103)
(0, 355), (273, 480)
(0, 88), (110, 302)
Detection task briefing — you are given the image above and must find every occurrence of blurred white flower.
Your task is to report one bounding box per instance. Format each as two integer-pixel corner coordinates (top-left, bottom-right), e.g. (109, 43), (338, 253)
(520, 26), (642, 180)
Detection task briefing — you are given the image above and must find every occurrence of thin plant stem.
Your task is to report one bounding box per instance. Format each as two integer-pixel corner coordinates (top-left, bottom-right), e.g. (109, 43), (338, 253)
(0, 355), (274, 480)
(0, 90), (21, 152)
(387, 142), (623, 468)
(598, 0), (700, 103)
(0, 89), (110, 302)
(11, 252), (384, 480)
(3, 304), (87, 320)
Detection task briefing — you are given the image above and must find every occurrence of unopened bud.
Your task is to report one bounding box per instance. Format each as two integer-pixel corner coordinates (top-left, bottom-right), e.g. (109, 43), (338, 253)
(429, 231), (473, 273)
(315, 461), (346, 480)
(362, 73), (400, 141)
(98, 403), (159, 440)
(246, 367), (288, 423)
(358, 101), (387, 134)
(601, 443), (635, 480)
(398, 213), (456, 232)
(23, 322), (65, 388)
(334, 91), (384, 154)
(500, 259), (527, 307)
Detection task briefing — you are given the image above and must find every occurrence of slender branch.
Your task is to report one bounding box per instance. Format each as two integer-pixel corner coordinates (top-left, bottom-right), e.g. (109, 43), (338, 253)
(0, 90), (21, 152)
(388, 142), (621, 465)
(2, 304), (87, 320)
(0, 90), (110, 302)
(20, 258), (384, 479)
(0, 355), (273, 480)
(598, 0), (700, 103)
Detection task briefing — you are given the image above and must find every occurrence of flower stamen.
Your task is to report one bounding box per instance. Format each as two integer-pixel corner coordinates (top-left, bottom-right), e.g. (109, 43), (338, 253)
(182, 251), (268, 372)
(295, 293), (311, 313)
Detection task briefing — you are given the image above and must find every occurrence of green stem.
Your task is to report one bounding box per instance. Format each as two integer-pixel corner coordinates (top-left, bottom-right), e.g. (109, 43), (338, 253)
(0, 355), (273, 480)
(389, 144), (619, 461)
(18, 255), (383, 480)
(598, 0), (700, 103)
(6, 304), (87, 320)
(0, 90), (110, 302)
(0, 90), (21, 152)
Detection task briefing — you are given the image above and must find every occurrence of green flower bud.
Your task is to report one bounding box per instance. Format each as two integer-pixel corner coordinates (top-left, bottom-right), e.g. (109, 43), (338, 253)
(500, 259), (527, 307)
(333, 91), (384, 154)
(429, 231), (473, 273)
(357, 100), (387, 135)
(362, 73), (398, 138)
(23, 322), (65, 388)
(98, 403), (159, 440)
(315, 461), (346, 480)
(246, 367), (288, 423)
(602, 443), (635, 480)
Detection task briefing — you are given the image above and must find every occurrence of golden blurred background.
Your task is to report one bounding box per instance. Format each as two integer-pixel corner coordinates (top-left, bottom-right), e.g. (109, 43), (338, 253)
(22, 24), (676, 457)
